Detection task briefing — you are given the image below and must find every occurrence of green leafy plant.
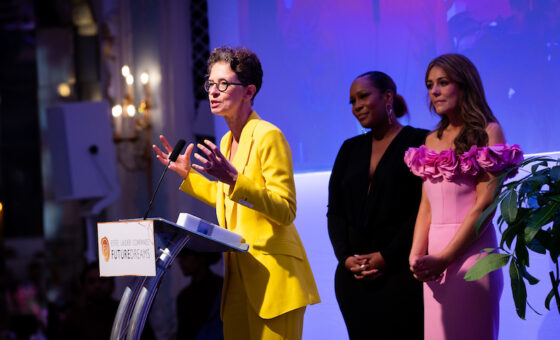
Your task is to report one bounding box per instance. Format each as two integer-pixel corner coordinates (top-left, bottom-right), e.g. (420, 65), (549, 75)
(465, 156), (560, 319)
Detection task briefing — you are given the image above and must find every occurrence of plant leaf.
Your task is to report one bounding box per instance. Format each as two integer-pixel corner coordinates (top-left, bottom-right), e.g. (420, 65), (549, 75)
(545, 289), (555, 310)
(531, 161), (548, 174)
(510, 260), (527, 319)
(520, 181), (533, 195)
(521, 156), (554, 167)
(500, 217), (521, 249)
(533, 168), (550, 177)
(527, 235), (546, 254)
(475, 198), (500, 235)
(529, 201), (560, 229)
(500, 189), (518, 224)
(516, 236), (530, 267)
(534, 229), (552, 251)
(520, 266), (540, 285)
(551, 166), (560, 182)
(525, 202), (560, 244)
(547, 194), (560, 203)
(500, 208), (531, 249)
(464, 253), (510, 281)
(501, 220), (521, 249)
(527, 175), (549, 192)
(491, 172), (508, 197)
(550, 221), (560, 261)
(526, 300), (543, 315)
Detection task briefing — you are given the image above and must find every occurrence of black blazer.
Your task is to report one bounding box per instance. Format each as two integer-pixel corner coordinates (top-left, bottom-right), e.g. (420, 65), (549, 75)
(327, 126), (429, 269)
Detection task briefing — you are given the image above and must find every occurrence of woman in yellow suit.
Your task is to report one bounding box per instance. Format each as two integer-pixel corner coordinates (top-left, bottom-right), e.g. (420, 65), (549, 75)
(153, 46), (320, 340)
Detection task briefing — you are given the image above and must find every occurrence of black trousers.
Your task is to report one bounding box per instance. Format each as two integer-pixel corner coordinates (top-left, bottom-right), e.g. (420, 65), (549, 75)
(334, 264), (424, 340)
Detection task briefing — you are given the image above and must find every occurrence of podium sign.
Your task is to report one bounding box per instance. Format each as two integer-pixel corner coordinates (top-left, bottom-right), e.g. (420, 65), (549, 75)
(103, 216), (248, 340)
(98, 220), (156, 277)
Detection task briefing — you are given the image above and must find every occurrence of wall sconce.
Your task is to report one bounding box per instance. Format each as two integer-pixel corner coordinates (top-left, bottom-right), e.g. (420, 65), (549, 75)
(112, 65), (149, 141)
(111, 65), (153, 183)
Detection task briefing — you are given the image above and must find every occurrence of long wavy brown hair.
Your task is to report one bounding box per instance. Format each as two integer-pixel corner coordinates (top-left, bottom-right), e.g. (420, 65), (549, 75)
(425, 54), (498, 154)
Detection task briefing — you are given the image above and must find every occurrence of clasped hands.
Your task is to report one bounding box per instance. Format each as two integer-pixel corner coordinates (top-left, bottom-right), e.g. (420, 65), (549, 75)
(409, 253), (449, 282)
(152, 135), (238, 185)
(345, 252), (386, 280)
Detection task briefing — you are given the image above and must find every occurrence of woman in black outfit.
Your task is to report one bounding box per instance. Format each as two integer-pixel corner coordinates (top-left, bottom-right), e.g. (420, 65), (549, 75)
(327, 71), (427, 339)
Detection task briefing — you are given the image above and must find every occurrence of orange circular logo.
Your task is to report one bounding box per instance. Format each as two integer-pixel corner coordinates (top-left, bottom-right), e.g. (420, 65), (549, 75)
(100, 236), (110, 262)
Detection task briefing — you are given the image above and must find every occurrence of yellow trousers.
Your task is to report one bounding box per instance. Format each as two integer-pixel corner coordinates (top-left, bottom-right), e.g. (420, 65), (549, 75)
(222, 253), (305, 340)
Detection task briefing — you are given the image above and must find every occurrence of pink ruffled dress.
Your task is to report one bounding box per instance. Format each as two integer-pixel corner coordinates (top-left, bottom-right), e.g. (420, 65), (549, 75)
(404, 143), (523, 340)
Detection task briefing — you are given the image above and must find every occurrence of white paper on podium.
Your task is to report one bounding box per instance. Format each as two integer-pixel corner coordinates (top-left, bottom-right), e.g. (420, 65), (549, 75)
(97, 220), (156, 277)
(176, 213), (243, 247)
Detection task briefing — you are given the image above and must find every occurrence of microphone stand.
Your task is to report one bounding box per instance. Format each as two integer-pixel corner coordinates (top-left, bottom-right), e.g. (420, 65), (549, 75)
(143, 139), (185, 220)
(143, 159), (172, 220)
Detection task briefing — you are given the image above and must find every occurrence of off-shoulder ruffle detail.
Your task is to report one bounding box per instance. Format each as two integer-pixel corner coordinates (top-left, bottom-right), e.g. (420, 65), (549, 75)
(404, 143), (523, 180)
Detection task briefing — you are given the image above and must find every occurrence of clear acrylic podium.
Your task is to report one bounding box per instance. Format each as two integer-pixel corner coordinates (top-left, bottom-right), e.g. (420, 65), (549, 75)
(106, 217), (249, 340)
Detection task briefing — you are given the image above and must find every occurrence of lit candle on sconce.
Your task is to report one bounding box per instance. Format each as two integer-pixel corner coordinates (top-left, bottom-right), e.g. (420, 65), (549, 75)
(121, 65), (130, 77)
(126, 104), (136, 117)
(126, 104), (136, 137)
(126, 74), (134, 86)
(112, 104), (123, 137)
(125, 74), (134, 102)
(122, 65), (134, 105)
(140, 72), (149, 85)
(140, 72), (151, 115)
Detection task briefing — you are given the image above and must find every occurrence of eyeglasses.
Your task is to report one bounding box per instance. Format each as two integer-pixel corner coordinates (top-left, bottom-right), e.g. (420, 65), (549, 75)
(203, 79), (244, 93)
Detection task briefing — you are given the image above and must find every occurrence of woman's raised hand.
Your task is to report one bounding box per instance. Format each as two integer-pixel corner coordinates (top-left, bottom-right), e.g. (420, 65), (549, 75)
(192, 139), (238, 186)
(152, 135), (194, 179)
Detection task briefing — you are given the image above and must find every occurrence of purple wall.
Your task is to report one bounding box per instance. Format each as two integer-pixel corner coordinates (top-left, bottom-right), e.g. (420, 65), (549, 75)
(209, 0), (560, 173)
(207, 1), (560, 339)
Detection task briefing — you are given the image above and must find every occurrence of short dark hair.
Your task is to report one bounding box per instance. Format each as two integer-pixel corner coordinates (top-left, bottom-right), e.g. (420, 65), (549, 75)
(207, 46), (263, 103)
(356, 71), (408, 118)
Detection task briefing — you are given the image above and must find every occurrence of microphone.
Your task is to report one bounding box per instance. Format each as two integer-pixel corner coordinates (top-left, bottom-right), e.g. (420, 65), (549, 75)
(143, 139), (186, 219)
(168, 139), (186, 162)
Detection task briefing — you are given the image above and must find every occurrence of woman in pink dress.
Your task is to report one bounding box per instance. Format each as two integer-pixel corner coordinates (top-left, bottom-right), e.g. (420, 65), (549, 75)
(405, 54), (523, 340)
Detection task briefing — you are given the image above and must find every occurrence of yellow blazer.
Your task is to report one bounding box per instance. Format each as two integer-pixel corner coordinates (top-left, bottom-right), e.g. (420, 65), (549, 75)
(179, 111), (320, 319)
